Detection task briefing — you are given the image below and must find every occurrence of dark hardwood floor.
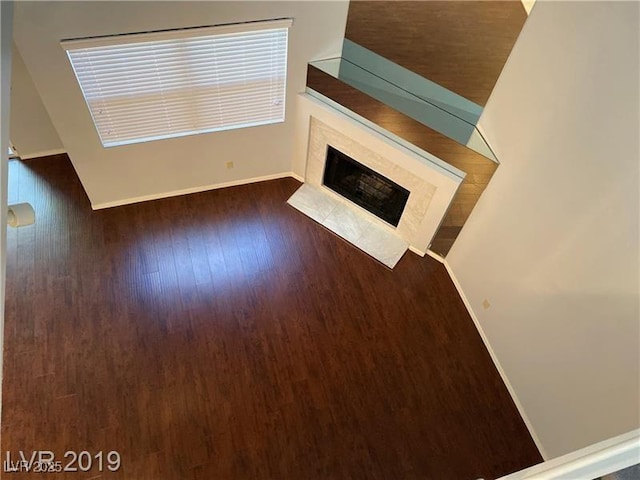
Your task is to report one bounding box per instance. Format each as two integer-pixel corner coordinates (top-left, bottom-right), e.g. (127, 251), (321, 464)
(2, 155), (541, 479)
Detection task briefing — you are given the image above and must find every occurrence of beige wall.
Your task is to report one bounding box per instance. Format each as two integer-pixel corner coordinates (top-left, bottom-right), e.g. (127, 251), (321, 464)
(13, 1), (348, 208)
(10, 43), (63, 159)
(448, 1), (639, 459)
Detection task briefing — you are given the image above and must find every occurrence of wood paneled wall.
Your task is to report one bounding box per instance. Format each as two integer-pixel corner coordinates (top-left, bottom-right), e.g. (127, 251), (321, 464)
(345, 0), (528, 106)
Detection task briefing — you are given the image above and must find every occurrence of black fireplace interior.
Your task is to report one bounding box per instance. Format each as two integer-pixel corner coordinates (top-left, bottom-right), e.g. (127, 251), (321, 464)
(323, 145), (409, 227)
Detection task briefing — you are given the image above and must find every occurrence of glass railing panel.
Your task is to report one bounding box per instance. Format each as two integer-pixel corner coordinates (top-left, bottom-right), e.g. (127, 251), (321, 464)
(309, 41), (497, 162)
(342, 40), (482, 125)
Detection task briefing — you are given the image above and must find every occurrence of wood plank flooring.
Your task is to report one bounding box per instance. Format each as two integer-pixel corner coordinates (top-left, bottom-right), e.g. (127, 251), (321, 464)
(2, 155), (542, 479)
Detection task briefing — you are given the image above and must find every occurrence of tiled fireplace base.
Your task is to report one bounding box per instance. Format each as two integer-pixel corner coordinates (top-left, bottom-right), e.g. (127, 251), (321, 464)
(287, 183), (408, 268)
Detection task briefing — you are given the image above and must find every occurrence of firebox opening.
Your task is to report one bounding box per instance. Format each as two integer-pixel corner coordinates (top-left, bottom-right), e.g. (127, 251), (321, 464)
(322, 145), (409, 227)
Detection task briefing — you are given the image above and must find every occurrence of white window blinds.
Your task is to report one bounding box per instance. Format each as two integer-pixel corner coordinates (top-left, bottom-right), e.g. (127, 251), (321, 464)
(62, 19), (292, 147)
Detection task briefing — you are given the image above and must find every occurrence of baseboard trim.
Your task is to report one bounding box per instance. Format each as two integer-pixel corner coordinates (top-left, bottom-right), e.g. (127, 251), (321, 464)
(408, 246), (426, 257)
(20, 148), (67, 160)
(290, 172), (305, 182)
(91, 172), (302, 210)
(443, 260), (548, 460)
(425, 249), (445, 263)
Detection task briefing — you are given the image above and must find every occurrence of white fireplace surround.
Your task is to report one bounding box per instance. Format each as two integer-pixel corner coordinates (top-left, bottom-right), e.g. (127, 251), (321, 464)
(307, 117), (437, 244)
(294, 92), (463, 256)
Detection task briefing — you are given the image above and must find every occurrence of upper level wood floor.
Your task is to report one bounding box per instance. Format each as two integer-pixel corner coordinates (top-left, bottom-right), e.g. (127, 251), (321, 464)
(345, 0), (528, 106)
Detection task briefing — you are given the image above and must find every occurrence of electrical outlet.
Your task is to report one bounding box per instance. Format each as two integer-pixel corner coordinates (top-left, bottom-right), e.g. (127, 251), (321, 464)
(482, 299), (491, 310)
(226, 161), (234, 169)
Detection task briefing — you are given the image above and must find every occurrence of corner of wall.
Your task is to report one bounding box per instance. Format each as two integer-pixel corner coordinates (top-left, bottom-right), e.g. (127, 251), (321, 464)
(9, 43), (64, 157)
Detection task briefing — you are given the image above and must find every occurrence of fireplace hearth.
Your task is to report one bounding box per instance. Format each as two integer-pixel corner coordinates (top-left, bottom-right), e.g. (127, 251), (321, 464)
(323, 145), (409, 227)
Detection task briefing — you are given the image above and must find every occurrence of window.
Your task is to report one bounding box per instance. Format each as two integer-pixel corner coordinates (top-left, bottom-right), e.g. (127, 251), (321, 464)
(62, 19), (292, 147)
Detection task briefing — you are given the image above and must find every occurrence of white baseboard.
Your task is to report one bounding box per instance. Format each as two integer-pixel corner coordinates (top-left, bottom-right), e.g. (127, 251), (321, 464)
(91, 171), (302, 210)
(290, 171), (304, 182)
(20, 148), (67, 160)
(425, 248), (445, 263)
(498, 429), (639, 480)
(443, 260), (548, 460)
(408, 246), (426, 257)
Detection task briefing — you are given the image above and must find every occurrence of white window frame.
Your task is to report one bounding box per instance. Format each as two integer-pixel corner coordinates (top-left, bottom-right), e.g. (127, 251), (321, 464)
(61, 19), (293, 148)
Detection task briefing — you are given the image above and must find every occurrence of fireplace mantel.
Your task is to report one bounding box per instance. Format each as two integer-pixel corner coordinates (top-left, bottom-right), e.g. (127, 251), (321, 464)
(292, 92), (462, 259)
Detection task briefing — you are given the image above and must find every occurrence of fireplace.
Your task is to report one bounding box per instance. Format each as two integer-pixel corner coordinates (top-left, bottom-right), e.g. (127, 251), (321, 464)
(323, 145), (409, 227)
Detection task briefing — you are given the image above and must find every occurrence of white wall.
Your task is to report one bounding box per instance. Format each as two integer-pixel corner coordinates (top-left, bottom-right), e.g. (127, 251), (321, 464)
(13, 1), (347, 208)
(448, 1), (639, 459)
(9, 43), (63, 159)
(0, 0), (13, 423)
